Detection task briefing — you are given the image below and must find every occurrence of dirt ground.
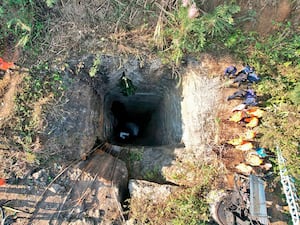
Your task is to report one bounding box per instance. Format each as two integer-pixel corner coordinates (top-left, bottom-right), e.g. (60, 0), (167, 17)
(0, 0), (296, 224)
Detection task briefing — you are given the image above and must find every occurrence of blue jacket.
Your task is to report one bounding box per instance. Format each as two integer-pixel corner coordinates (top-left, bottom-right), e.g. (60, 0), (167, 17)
(241, 65), (254, 74)
(247, 73), (260, 82)
(244, 90), (257, 106)
(225, 66), (237, 75)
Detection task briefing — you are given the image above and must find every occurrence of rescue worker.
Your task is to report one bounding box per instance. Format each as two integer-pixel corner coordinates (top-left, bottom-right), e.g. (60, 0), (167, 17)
(119, 72), (137, 96)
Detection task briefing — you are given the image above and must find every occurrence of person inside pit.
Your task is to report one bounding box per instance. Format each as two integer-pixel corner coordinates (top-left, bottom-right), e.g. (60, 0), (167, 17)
(119, 122), (139, 141)
(119, 72), (137, 96)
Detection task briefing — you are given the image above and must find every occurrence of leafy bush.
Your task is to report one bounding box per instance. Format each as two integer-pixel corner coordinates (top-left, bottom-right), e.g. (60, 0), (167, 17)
(255, 22), (300, 66)
(201, 4), (240, 37)
(160, 3), (240, 65)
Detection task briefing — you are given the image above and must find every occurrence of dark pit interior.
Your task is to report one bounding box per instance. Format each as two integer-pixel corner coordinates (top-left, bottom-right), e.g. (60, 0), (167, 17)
(106, 93), (163, 146)
(104, 88), (182, 146)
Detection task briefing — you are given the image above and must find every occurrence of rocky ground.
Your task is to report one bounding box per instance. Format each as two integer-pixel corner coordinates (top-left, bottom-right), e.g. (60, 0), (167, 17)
(1, 0), (298, 224)
(0, 54), (291, 224)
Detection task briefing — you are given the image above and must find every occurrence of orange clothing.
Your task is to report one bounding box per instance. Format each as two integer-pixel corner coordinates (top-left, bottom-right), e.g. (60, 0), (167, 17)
(246, 108), (264, 118)
(244, 117), (259, 128)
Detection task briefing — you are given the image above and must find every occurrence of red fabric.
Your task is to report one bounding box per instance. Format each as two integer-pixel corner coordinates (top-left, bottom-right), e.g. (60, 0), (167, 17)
(0, 57), (14, 70)
(0, 178), (6, 186)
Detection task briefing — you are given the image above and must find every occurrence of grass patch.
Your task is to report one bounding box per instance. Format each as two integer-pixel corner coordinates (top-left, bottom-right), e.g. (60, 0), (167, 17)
(2, 63), (65, 163)
(129, 158), (223, 224)
(129, 185), (211, 225)
(0, 0), (56, 62)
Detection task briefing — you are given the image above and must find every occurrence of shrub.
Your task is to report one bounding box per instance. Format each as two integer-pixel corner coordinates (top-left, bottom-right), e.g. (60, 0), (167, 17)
(159, 3), (240, 65)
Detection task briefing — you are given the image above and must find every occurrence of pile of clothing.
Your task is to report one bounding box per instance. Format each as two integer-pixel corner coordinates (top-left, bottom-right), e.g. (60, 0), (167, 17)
(225, 64), (262, 130)
(223, 64), (272, 174)
(224, 64), (260, 87)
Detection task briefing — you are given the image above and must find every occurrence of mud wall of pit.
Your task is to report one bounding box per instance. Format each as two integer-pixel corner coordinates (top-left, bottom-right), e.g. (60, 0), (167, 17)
(43, 56), (182, 160)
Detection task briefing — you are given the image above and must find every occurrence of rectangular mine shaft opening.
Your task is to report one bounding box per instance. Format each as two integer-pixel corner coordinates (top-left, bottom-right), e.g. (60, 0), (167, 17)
(104, 91), (182, 146)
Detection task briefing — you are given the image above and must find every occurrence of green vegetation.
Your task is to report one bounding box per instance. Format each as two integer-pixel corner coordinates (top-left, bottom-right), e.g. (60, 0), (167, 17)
(12, 63), (64, 161)
(254, 31), (300, 188)
(0, 0), (299, 223)
(166, 163), (219, 225)
(89, 55), (101, 77)
(0, 0), (33, 48)
(129, 160), (220, 224)
(167, 186), (210, 225)
(144, 166), (161, 181)
(156, 2), (300, 191)
(0, 0), (56, 57)
(157, 3), (240, 65)
(128, 149), (143, 163)
(0, 0), (62, 164)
